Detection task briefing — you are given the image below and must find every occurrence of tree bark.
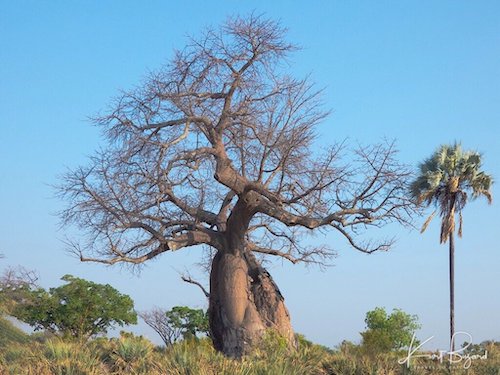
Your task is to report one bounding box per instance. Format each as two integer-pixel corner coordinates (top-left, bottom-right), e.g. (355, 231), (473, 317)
(449, 232), (455, 352)
(208, 248), (296, 357)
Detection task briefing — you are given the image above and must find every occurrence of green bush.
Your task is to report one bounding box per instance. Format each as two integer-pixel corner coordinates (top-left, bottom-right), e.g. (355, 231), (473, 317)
(360, 307), (420, 355)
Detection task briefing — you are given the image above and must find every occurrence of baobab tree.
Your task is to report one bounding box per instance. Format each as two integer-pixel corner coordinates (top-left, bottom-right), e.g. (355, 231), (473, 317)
(59, 15), (415, 357)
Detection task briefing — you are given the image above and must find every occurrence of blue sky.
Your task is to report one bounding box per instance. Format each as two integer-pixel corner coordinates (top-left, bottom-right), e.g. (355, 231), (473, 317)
(1, 1), (499, 350)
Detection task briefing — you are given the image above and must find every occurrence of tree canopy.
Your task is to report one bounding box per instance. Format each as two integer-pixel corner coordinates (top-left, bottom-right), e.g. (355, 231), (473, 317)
(58, 15), (415, 268)
(410, 143), (492, 242)
(361, 307), (420, 354)
(12, 275), (137, 339)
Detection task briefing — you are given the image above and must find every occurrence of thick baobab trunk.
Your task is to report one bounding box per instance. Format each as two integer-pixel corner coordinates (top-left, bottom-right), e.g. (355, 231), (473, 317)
(209, 249), (296, 357)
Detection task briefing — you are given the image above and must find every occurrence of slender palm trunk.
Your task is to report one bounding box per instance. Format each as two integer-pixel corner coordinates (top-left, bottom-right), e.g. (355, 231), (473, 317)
(449, 232), (455, 352)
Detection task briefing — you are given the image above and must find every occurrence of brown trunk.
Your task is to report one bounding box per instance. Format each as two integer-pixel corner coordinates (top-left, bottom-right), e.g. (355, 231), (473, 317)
(208, 195), (295, 357)
(208, 247), (295, 357)
(449, 232), (455, 352)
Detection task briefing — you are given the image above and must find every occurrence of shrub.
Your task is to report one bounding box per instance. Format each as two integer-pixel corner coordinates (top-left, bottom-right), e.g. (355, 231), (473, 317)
(107, 332), (155, 374)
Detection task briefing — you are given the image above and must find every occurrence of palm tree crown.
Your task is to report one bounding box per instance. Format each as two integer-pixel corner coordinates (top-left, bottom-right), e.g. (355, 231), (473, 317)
(410, 143), (493, 243)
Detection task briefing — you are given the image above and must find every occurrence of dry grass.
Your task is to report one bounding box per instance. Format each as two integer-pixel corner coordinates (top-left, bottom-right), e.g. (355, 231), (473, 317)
(0, 332), (498, 375)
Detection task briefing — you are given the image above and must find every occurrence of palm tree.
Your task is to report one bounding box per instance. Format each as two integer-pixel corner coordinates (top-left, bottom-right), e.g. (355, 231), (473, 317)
(410, 143), (492, 351)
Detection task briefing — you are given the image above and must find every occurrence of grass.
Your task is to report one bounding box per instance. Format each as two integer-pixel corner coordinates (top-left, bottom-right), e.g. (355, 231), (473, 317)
(0, 328), (498, 375)
(0, 316), (29, 347)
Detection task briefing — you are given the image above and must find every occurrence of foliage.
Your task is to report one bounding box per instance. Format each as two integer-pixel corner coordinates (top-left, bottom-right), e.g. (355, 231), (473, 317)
(12, 274), (137, 339)
(410, 143), (493, 242)
(165, 306), (209, 340)
(42, 338), (103, 374)
(360, 307), (420, 355)
(106, 332), (155, 374)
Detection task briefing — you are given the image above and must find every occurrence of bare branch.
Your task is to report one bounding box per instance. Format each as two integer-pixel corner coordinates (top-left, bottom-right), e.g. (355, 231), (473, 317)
(0, 266), (39, 289)
(75, 229), (222, 265)
(58, 15), (417, 272)
(181, 275), (210, 298)
(248, 243), (334, 265)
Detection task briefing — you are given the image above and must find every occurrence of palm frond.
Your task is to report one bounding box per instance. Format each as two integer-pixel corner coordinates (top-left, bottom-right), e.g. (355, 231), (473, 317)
(411, 143), (493, 246)
(440, 211), (455, 244)
(483, 191), (493, 204)
(458, 211), (463, 238)
(420, 210), (436, 233)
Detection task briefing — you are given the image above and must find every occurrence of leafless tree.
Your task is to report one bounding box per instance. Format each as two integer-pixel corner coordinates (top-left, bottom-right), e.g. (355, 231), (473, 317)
(58, 15), (415, 357)
(0, 266), (39, 313)
(0, 266), (39, 290)
(139, 308), (181, 347)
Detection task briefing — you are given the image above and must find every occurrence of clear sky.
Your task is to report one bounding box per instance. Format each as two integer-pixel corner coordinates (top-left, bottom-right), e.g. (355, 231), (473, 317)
(1, 1), (499, 350)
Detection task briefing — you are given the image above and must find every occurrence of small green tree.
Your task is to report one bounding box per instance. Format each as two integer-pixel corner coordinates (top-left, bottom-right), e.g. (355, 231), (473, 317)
(360, 307), (420, 355)
(165, 306), (209, 340)
(13, 274), (137, 339)
(141, 305), (209, 346)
